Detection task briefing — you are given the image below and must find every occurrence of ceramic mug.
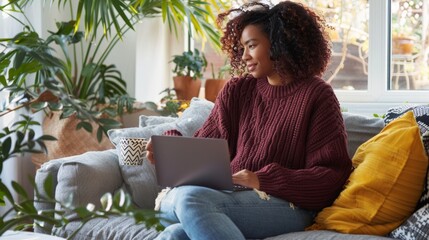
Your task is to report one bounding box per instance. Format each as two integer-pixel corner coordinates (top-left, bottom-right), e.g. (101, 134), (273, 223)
(119, 137), (148, 165)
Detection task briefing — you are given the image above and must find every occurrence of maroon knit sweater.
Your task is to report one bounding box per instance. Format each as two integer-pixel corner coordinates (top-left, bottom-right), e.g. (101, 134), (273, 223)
(167, 76), (352, 211)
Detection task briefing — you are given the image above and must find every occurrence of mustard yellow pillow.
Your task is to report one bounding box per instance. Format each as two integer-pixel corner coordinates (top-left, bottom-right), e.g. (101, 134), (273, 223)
(310, 111), (428, 235)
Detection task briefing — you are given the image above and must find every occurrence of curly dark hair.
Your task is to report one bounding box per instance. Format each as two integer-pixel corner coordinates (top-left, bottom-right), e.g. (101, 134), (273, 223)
(217, 1), (331, 81)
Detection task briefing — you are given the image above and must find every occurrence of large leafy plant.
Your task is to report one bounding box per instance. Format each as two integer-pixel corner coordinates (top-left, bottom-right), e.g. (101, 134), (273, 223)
(0, 0), (227, 235)
(0, 0), (225, 139)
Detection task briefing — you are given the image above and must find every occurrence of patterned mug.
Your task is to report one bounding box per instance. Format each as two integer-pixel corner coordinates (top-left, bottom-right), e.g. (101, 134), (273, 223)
(119, 137), (148, 165)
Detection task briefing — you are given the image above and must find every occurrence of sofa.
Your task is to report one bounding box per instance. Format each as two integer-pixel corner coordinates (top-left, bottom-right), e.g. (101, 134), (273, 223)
(33, 99), (429, 240)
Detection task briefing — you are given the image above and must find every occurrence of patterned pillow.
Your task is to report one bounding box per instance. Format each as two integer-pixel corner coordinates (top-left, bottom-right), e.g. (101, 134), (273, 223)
(389, 203), (429, 240)
(384, 104), (429, 209)
(384, 104), (429, 156)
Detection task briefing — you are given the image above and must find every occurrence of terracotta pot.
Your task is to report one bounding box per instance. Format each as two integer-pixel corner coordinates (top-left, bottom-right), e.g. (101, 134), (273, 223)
(173, 76), (201, 100)
(31, 111), (114, 168)
(205, 78), (228, 102)
(392, 36), (414, 55)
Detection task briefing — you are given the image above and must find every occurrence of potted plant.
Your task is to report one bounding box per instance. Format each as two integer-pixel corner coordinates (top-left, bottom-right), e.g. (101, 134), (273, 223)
(0, 0), (228, 235)
(205, 61), (231, 102)
(0, 0), (223, 137)
(0, 0), (226, 163)
(171, 48), (207, 100)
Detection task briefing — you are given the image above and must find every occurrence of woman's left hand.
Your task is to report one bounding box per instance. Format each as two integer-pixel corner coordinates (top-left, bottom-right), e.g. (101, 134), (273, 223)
(232, 169), (260, 189)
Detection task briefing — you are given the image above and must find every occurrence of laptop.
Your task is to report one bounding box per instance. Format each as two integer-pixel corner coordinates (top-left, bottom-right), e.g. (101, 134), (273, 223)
(151, 135), (235, 191)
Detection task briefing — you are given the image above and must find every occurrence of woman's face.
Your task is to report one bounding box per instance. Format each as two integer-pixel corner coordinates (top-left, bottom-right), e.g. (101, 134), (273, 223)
(240, 24), (276, 80)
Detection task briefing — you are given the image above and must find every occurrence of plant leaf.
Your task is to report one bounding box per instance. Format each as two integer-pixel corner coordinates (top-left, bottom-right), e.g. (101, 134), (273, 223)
(76, 121), (93, 132)
(0, 181), (14, 205)
(11, 181), (28, 199)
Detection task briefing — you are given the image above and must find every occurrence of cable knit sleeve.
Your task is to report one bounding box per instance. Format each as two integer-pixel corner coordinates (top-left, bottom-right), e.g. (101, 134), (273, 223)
(255, 84), (352, 211)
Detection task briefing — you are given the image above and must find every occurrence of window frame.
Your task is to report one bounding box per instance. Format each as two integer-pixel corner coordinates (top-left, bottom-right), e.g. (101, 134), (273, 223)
(336, 0), (428, 105)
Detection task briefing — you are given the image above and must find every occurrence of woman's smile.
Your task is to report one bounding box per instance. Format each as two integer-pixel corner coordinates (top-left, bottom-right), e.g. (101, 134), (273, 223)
(247, 63), (257, 72)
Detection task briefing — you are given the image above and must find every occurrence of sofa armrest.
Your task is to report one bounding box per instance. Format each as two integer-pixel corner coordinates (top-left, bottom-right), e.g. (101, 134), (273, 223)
(34, 149), (120, 234)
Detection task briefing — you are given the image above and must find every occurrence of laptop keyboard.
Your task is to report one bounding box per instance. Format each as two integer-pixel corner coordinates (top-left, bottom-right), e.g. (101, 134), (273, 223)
(233, 185), (252, 191)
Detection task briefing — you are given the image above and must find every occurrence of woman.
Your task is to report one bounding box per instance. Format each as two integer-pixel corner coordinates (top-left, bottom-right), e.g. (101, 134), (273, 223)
(147, 1), (352, 239)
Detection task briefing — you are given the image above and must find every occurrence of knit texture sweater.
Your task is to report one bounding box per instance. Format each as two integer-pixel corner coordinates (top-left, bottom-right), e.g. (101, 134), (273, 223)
(168, 76), (352, 211)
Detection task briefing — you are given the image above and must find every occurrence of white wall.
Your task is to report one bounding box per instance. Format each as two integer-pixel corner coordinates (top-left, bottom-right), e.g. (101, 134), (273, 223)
(134, 18), (184, 102)
(134, 18), (185, 102)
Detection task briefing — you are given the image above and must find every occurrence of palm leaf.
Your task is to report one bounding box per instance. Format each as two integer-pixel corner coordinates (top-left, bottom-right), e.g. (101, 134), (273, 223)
(48, 0), (224, 49)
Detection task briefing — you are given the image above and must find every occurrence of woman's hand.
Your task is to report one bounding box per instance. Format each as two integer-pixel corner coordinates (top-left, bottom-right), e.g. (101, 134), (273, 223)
(232, 169), (260, 189)
(145, 138), (155, 164)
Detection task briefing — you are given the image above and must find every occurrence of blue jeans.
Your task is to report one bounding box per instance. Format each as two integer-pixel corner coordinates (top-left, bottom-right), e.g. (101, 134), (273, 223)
(154, 186), (316, 240)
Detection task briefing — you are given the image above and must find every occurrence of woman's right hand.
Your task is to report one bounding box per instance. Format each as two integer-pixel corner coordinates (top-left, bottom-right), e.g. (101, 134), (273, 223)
(146, 138), (155, 164)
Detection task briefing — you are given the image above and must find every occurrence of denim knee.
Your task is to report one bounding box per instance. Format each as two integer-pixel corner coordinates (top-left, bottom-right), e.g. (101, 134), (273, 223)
(155, 223), (190, 240)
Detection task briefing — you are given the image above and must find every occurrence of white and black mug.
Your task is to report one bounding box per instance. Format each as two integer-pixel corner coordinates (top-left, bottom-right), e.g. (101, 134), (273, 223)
(119, 137), (148, 165)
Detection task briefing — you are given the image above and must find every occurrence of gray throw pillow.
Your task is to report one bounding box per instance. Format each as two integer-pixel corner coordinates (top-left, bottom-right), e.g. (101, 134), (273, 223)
(139, 115), (177, 128)
(175, 98), (214, 136)
(107, 98), (215, 145)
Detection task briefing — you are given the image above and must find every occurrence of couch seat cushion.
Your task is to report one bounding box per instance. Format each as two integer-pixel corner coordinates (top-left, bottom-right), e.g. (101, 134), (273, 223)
(53, 216), (159, 240)
(266, 230), (394, 240)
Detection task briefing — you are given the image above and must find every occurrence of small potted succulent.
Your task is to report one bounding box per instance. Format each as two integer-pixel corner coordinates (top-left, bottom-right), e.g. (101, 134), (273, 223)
(170, 48), (207, 100)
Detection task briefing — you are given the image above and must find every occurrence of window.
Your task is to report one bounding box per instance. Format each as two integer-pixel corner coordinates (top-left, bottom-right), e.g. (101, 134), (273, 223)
(198, 0), (428, 113)
(391, 0), (428, 91)
(303, 0), (429, 105)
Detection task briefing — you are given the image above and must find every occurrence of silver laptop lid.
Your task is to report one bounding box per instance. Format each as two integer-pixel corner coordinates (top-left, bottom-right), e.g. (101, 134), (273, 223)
(152, 135), (233, 190)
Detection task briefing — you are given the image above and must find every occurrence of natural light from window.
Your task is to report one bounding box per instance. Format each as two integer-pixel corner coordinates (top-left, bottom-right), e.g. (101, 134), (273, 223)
(391, 0), (428, 91)
(196, 0), (428, 111)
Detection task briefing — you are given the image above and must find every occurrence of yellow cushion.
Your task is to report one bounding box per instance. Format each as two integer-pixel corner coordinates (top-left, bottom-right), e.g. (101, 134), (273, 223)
(310, 111), (428, 235)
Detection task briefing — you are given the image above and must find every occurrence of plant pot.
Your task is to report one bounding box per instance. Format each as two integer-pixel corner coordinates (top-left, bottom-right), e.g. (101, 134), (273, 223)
(173, 76), (201, 100)
(31, 111), (114, 168)
(392, 36), (414, 55)
(205, 78), (228, 102)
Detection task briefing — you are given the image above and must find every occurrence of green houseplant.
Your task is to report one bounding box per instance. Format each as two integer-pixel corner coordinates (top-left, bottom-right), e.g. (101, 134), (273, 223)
(0, 0), (227, 236)
(171, 48), (207, 100)
(0, 0), (224, 139)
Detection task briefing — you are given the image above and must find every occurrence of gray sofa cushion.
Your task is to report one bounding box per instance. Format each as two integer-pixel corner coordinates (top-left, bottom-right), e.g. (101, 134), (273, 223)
(266, 230), (394, 240)
(53, 216), (159, 240)
(173, 98), (214, 136)
(120, 159), (161, 209)
(342, 112), (384, 158)
(139, 115), (177, 128)
(107, 98), (214, 146)
(55, 150), (122, 220)
(34, 158), (68, 234)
